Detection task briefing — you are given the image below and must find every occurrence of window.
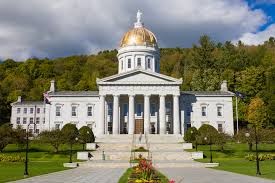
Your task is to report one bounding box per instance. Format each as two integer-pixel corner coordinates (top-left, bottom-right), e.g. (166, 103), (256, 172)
(150, 103), (156, 116)
(30, 108), (34, 114)
(72, 106), (77, 117)
(87, 106), (93, 116)
(187, 123), (191, 130)
(217, 106), (223, 117)
(29, 129), (33, 134)
(128, 59), (131, 68)
(24, 108), (27, 114)
(36, 117), (40, 124)
(147, 58), (151, 69)
(166, 102), (171, 114)
(186, 107), (191, 117)
(218, 123), (223, 132)
(137, 103), (142, 116)
(17, 108), (21, 114)
(137, 58), (141, 66)
(123, 103), (128, 116)
(55, 124), (61, 130)
(16, 117), (20, 124)
(56, 106), (61, 116)
(108, 103), (113, 115)
(35, 129), (40, 134)
(37, 108), (40, 114)
(201, 106), (207, 116)
(23, 117), (27, 124)
(43, 118), (45, 124)
(121, 60), (124, 70)
(30, 117), (34, 124)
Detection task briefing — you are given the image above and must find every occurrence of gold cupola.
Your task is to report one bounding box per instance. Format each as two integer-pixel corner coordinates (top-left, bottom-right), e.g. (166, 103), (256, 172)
(120, 10), (158, 48)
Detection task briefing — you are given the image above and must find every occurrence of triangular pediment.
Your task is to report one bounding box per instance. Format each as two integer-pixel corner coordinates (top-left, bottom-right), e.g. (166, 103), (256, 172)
(97, 69), (182, 85)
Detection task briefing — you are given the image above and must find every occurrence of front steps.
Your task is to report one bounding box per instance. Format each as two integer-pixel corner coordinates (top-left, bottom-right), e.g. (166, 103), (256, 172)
(79, 160), (206, 168)
(92, 134), (192, 161)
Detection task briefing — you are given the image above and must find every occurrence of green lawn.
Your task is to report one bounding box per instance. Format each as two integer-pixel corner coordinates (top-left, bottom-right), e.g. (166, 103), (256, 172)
(187, 143), (275, 180)
(0, 142), (86, 182)
(0, 161), (68, 183)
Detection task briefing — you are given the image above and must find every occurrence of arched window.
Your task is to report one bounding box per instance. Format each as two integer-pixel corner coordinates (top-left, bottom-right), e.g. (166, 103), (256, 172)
(121, 60), (123, 70)
(128, 59), (131, 68)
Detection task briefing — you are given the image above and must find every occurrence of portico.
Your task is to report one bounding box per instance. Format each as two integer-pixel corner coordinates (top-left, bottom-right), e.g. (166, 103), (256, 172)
(98, 93), (180, 135)
(97, 69), (182, 135)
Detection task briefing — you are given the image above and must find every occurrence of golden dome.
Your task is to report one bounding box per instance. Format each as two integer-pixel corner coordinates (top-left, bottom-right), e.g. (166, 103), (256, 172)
(120, 27), (157, 48)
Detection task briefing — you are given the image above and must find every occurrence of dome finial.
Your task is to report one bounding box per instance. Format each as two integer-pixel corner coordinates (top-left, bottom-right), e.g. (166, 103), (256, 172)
(134, 10), (144, 28)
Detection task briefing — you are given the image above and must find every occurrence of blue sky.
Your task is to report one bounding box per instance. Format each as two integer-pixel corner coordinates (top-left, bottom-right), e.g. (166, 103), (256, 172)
(0, 0), (274, 61)
(246, 0), (275, 31)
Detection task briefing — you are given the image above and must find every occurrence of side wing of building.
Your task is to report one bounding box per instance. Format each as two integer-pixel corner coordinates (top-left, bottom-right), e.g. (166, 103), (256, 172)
(180, 91), (234, 135)
(46, 91), (100, 135)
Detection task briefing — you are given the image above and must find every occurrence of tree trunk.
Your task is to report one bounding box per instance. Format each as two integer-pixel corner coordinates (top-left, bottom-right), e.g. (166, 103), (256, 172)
(82, 144), (85, 151)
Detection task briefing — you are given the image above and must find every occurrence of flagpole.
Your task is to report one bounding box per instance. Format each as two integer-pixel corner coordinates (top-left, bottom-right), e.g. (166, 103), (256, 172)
(235, 96), (239, 134)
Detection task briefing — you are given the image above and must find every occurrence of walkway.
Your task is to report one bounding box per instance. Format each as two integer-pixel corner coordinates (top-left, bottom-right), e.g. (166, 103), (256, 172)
(159, 167), (275, 183)
(12, 167), (125, 183)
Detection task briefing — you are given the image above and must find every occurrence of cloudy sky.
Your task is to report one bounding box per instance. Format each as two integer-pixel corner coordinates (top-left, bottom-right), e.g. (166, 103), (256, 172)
(0, 0), (275, 61)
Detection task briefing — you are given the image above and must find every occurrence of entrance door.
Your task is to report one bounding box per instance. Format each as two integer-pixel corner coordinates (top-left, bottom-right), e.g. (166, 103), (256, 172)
(135, 119), (144, 134)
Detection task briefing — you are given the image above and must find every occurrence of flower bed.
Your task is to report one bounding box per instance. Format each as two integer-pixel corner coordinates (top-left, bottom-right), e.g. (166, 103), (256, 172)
(0, 154), (25, 162)
(126, 159), (169, 183)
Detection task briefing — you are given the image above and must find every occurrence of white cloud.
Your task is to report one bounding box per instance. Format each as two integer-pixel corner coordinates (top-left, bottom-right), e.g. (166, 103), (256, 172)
(235, 24), (275, 45)
(0, 0), (268, 60)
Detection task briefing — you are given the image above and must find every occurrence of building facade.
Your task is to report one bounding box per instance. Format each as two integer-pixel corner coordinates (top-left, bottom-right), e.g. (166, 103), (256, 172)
(10, 11), (234, 136)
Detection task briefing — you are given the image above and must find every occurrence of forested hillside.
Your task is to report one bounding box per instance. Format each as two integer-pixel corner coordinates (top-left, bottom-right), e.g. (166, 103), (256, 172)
(0, 36), (274, 127)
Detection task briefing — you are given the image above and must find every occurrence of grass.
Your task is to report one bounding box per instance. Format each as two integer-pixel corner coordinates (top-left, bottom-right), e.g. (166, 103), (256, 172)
(0, 161), (68, 183)
(0, 141), (86, 182)
(186, 142), (275, 180)
(118, 168), (169, 183)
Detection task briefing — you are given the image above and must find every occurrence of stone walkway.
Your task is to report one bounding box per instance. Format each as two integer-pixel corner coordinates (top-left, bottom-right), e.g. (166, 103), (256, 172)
(159, 167), (275, 183)
(11, 166), (275, 183)
(12, 167), (125, 183)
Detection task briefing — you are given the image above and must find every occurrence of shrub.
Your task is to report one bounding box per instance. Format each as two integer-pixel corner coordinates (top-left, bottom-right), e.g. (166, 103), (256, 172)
(198, 124), (219, 145)
(132, 146), (148, 152)
(39, 129), (63, 153)
(78, 126), (95, 150)
(0, 124), (13, 152)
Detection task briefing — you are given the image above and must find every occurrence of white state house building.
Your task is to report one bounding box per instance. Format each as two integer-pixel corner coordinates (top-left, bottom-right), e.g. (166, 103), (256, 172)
(10, 12), (234, 137)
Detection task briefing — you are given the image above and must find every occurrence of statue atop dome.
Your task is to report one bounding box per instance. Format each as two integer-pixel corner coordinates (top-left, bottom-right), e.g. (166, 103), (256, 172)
(134, 10), (144, 28)
(137, 10), (142, 23)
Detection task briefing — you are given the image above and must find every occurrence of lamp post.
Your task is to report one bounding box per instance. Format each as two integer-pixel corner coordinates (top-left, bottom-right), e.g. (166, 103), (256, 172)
(205, 136), (213, 163)
(24, 123), (31, 177)
(254, 127), (261, 176)
(69, 137), (78, 163)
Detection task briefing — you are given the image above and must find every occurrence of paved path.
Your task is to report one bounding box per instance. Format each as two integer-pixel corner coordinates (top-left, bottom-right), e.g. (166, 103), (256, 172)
(159, 167), (275, 183)
(12, 167), (125, 183)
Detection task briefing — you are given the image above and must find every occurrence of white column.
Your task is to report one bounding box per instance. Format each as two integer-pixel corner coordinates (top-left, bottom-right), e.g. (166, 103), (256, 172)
(128, 95), (135, 134)
(173, 95), (180, 134)
(99, 95), (105, 135)
(144, 95), (150, 134)
(159, 95), (166, 134)
(113, 95), (119, 134)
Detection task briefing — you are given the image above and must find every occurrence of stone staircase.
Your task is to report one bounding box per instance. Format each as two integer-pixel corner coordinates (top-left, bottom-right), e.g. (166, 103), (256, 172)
(79, 134), (204, 168)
